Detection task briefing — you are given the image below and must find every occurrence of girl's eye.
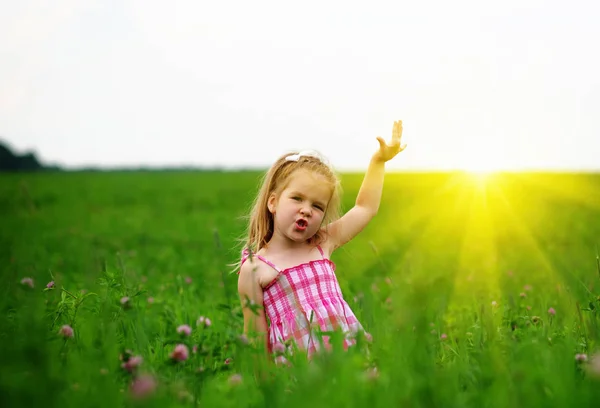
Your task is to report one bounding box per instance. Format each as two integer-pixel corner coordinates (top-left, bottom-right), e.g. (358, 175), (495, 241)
(292, 197), (301, 201)
(313, 205), (324, 211)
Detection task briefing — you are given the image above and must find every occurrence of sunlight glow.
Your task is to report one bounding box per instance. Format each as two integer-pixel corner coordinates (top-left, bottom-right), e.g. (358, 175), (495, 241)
(456, 140), (513, 175)
(467, 170), (496, 186)
(457, 169), (501, 191)
(358, 170), (593, 330)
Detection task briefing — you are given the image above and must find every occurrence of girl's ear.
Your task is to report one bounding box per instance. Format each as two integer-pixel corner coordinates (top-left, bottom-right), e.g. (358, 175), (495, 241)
(267, 193), (277, 214)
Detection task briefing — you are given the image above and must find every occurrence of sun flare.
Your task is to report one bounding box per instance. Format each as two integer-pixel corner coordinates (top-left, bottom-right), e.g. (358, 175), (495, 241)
(457, 159), (503, 187)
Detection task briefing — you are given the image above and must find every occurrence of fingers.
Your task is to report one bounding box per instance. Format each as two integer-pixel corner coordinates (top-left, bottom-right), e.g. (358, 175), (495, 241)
(378, 121), (405, 155)
(393, 120), (403, 142)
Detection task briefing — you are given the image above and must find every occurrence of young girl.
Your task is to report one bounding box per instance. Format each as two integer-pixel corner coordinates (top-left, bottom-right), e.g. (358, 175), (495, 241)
(237, 121), (406, 361)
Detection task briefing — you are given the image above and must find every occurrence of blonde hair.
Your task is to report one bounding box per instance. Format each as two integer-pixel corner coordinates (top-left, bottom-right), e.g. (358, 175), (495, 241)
(235, 150), (342, 264)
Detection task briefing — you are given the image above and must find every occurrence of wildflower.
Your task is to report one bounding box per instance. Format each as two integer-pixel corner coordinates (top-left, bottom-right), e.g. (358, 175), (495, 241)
(526, 305), (532, 311)
(364, 332), (373, 343)
(147, 297), (154, 304)
(121, 355), (143, 373)
(440, 333), (448, 340)
(59, 325), (74, 338)
(129, 374), (157, 400)
(192, 345), (198, 354)
(548, 307), (556, 316)
(575, 353), (588, 363)
(524, 284), (532, 291)
(176, 325), (192, 336)
(170, 344), (189, 362)
(272, 343), (286, 355)
(385, 277), (392, 285)
(224, 358), (233, 365)
(196, 316), (212, 328)
(364, 366), (379, 381)
(46, 281), (55, 289)
(491, 301), (498, 308)
(120, 297), (130, 308)
(20, 277), (34, 288)
(519, 292), (526, 298)
(531, 316), (541, 325)
(185, 276), (192, 284)
(229, 374), (243, 386)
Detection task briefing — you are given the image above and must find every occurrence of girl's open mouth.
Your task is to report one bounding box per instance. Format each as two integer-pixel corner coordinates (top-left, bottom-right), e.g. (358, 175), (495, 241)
(295, 219), (308, 231)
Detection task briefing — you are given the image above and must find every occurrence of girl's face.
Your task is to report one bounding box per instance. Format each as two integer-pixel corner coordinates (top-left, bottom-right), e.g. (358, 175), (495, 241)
(268, 169), (332, 244)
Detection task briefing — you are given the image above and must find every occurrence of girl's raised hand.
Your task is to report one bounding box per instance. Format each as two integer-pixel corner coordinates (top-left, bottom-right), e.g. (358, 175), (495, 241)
(375, 120), (407, 162)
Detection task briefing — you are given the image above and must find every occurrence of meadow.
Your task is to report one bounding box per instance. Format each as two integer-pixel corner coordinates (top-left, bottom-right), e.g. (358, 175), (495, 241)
(1, 170), (600, 407)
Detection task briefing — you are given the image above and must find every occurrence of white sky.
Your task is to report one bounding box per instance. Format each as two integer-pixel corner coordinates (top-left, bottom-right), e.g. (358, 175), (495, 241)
(1, 0), (599, 171)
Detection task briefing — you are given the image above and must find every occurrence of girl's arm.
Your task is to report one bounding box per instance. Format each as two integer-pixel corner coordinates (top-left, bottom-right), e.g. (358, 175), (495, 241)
(325, 120), (406, 251)
(237, 260), (269, 356)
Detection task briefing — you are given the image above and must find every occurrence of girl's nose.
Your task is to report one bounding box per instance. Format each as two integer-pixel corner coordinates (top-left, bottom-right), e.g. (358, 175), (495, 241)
(300, 206), (311, 216)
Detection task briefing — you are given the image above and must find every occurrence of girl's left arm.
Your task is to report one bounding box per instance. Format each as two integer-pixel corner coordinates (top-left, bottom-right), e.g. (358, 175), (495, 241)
(325, 120), (406, 251)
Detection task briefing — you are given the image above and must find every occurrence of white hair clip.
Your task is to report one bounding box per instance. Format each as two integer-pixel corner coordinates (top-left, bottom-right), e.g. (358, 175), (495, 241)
(285, 150), (326, 163)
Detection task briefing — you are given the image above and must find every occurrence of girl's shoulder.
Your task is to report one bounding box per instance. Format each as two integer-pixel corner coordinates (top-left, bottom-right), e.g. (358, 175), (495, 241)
(237, 253), (263, 292)
(238, 248), (260, 275)
(237, 249), (279, 289)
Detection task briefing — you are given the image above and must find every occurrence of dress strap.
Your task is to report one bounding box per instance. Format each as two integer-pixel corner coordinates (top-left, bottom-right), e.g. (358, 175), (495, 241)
(240, 248), (281, 273)
(317, 245), (326, 259)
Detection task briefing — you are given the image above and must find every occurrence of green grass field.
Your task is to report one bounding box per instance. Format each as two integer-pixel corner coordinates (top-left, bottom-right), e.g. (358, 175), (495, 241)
(1, 170), (600, 407)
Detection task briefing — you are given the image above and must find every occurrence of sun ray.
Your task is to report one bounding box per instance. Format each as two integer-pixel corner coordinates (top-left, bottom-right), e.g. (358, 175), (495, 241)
(379, 173), (476, 275)
(340, 170), (599, 340)
(513, 173), (600, 211)
(338, 172), (472, 275)
(337, 172), (481, 328)
(454, 171), (576, 295)
(453, 174), (501, 300)
(441, 172), (588, 341)
(379, 173), (483, 295)
(490, 175), (597, 299)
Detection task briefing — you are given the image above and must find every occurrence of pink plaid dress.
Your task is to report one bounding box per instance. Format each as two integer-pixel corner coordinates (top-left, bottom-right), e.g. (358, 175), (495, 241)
(240, 246), (368, 359)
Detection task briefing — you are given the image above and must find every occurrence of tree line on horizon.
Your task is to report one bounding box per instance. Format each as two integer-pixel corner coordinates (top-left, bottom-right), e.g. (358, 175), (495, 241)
(0, 141), (57, 171)
(0, 140), (235, 172)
